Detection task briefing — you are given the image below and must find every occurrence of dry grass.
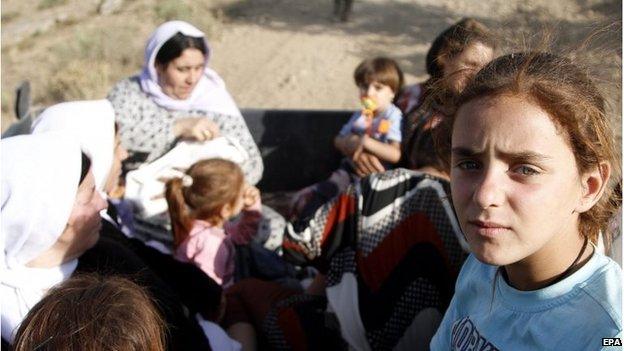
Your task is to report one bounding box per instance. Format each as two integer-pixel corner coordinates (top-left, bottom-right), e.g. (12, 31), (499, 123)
(1, 11), (20, 23)
(37, 0), (67, 10)
(154, 1), (192, 21)
(45, 60), (112, 102)
(1, 0), (620, 139)
(1, 0), (220, 127)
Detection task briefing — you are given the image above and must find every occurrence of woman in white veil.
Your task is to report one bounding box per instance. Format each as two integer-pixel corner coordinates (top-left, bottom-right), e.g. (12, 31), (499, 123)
(1, 132), (218, 349)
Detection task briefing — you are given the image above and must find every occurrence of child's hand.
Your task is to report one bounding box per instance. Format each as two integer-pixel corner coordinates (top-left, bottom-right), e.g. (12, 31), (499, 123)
(243, 184), (260, 209)
(351, 137), (367, 164)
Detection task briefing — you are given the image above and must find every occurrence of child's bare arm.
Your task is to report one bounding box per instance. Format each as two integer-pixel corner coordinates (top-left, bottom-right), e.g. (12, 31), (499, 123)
(334, 134), (363, 157)
(226, 185), (262, 245)
(361, 136), (401, 163)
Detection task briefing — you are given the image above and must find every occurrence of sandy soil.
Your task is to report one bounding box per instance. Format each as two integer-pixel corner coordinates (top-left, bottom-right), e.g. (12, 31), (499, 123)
(1, 0), (621, 135)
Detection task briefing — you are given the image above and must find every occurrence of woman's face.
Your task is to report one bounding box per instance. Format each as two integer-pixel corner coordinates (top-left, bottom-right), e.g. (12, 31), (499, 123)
(57, 170), (108, 261)
(156, 48), (205, 100)
(104, 132), (129, 195)
(450, 95), (585, 266)
(442, 41), (494, 94)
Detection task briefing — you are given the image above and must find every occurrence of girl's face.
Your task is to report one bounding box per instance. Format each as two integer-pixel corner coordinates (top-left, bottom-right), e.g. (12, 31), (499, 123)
(450, 95), (586, 266)
(359, 80), (395, 111)
(156, 48), (205, 100)
(57, 170), (108, 261)
(104, 132), (129, 195)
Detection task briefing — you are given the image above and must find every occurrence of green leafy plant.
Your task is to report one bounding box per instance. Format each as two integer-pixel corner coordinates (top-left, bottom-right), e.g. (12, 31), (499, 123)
(37, 0), (68, 10)
(154, 1), (191, 21)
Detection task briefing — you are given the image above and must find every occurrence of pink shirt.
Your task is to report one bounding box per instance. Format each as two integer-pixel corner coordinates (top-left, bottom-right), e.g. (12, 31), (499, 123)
(174, 199), (262, 287)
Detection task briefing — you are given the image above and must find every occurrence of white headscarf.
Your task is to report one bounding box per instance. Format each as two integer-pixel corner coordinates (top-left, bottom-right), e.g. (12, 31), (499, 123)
(139, 20), (241, 116)
(31, 100), (115, 193)
(1, 132), (82, 342)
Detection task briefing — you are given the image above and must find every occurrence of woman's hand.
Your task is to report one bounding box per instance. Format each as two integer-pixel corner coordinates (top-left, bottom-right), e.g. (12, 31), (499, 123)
(335, 134), (364, 158)
(352, 150), (385, 177)
(173, 117), (220, 141)
(242, 184), (260, 209)
(345, 134), (364, 156)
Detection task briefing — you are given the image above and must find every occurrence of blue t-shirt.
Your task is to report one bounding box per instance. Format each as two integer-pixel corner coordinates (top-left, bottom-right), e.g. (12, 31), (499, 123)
(430, 252), (622, 351)
(338, 103), (402, 143)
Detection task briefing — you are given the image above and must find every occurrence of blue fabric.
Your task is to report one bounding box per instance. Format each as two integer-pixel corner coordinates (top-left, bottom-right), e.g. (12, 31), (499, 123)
(234, 241), (297, 283)
(430, 252), (623, 351)
(338, 103), (403, 143)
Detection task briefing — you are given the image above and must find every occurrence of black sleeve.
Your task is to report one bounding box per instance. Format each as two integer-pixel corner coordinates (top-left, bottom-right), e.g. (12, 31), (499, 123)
(77, 237), (212, 351)
(2, 337), (10, 350)
(128, 237), (223, 320)
(100, 219), (223, 320)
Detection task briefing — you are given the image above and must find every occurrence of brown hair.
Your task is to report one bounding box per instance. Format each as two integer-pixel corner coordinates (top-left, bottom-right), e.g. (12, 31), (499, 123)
(437, 51), (620, 245)
(165, 158), (245, 248)
(408, 119), (449, 174)
(426, 18), (497, 80)
(354, 57), (404, 94)
(400, 19), (496, 169)
(13, 274), (166, 351)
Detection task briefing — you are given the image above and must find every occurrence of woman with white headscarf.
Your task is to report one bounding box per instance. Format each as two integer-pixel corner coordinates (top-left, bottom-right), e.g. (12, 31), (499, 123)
(31, 100), (117, 193)
(0, 132), (104, 342)
(107, 20), (262, 182)
(0, 132), (215, 349)
(30, 100), (246, 349)
(107, 20), (284, 250)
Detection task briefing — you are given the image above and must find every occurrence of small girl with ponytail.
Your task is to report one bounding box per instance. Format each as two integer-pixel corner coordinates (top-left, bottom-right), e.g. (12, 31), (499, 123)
(165, 158), (261, 287)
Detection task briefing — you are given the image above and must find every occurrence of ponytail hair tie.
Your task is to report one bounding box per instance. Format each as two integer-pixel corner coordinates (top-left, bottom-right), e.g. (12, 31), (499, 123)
(181, 175), (193, 187)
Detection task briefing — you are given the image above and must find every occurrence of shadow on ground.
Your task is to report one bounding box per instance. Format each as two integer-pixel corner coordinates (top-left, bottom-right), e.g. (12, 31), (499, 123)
(216, 0), (621, 78)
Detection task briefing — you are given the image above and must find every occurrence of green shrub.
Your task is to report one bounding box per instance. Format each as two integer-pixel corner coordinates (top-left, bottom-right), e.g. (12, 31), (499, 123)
(38, 0), (68, 10)
(154, 1), (191, 21)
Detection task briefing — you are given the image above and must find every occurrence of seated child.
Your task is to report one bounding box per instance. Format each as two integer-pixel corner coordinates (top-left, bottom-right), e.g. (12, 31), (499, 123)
(293, 57), (404, 219)
(336, 57), (404, 166)
(165, 158), (262, 288)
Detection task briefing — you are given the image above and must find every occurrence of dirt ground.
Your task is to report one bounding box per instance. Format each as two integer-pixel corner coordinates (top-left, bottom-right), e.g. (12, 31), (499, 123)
(1, 0), (621, 137)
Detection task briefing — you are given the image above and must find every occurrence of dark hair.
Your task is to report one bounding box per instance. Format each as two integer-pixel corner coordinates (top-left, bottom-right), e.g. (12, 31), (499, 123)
(409, 118), (448, 174)
(155, 32), (207, 67)
(13, 274), (166, 351)
(165, 159), (244, 248)
(437, 51), (619, 245)
(426, 18), (497, 80)
(354, 57), (404, 94)
(400, 19), (496, 169)
(79, 152), (91, 185)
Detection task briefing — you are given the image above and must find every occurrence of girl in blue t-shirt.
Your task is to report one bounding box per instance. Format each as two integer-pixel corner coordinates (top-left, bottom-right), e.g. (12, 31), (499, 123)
(430, 52), (622, 350)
